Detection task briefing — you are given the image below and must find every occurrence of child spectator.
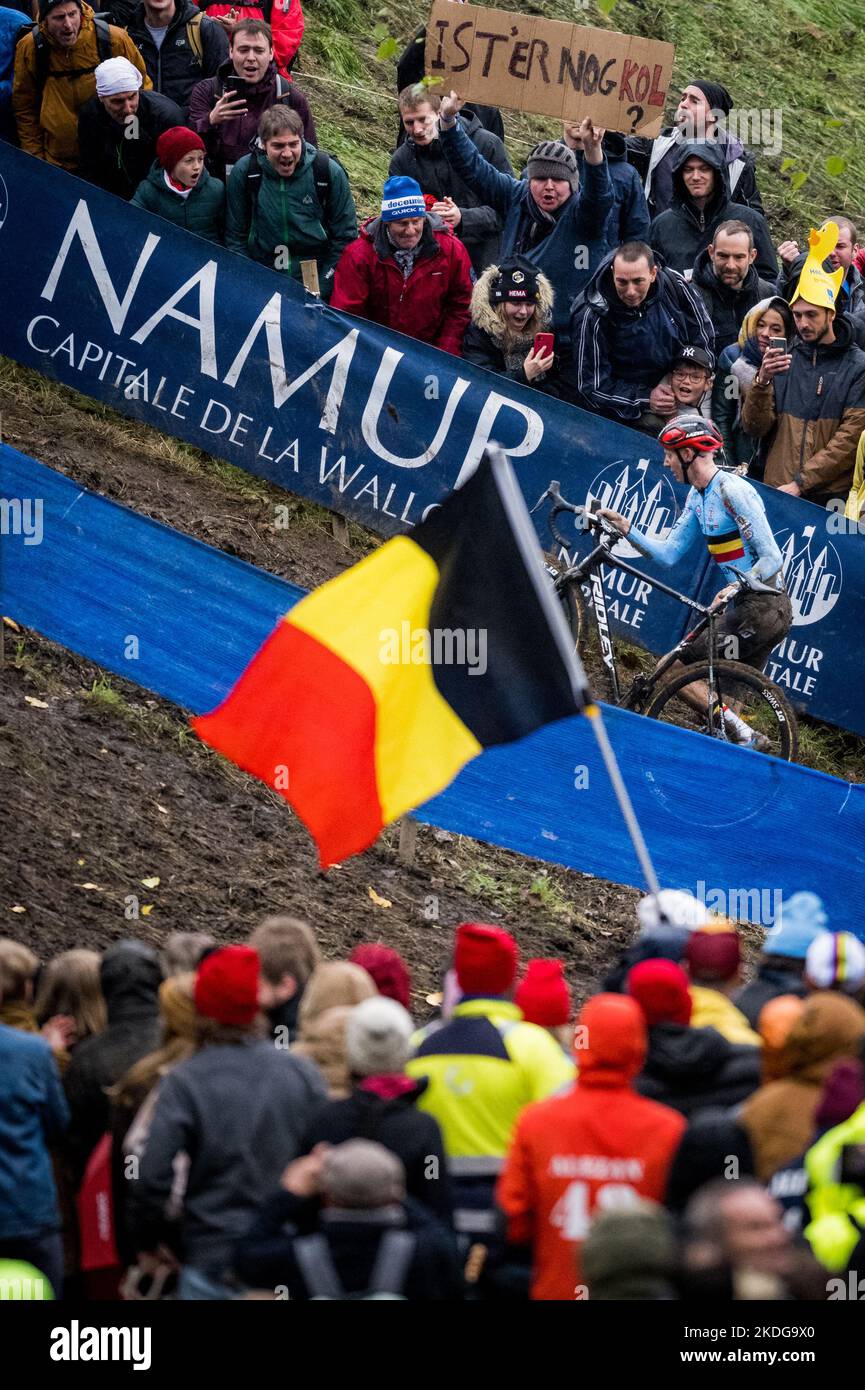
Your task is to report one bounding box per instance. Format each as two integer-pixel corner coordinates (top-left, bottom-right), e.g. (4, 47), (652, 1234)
(132, 126), (225, 241)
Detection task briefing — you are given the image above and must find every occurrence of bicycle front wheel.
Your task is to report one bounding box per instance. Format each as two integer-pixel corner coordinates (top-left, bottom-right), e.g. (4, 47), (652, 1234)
(643, 659), (799, 762)
(556, 576), (589, 659)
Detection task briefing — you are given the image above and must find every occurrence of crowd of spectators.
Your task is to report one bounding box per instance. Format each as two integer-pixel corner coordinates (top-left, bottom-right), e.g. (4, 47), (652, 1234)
(2, 0), (864, 512)
(3, 891), (865, 1301)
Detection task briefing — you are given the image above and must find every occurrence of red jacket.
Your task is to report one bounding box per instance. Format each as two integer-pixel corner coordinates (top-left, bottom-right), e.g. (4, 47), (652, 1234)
(497, 995), (687, 1301)
(197, 0), (304, 78)
(331, 216), (473, 357)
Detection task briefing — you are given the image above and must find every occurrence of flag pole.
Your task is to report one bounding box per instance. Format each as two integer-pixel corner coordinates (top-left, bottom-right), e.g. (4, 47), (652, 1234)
(584, 703), (661, 898)
(487, 445), (662, 898)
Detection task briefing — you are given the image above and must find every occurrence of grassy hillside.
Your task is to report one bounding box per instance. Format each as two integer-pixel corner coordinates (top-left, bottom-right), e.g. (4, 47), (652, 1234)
(300, 0), (864, 235)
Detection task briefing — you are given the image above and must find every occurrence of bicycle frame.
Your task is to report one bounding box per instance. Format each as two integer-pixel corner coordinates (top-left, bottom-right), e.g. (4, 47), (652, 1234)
(562, 538), (722, 723)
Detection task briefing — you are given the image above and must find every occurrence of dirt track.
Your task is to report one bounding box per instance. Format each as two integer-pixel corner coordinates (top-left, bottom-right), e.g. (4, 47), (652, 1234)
(1, 370), (641, 1003)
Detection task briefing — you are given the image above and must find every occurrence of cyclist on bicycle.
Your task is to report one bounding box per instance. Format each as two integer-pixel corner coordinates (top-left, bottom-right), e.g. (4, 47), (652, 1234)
(600, 413), (793, 749)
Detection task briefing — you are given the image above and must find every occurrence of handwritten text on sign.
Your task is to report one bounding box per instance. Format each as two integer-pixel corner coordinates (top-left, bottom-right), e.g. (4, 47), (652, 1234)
(424, 1), (675, 137)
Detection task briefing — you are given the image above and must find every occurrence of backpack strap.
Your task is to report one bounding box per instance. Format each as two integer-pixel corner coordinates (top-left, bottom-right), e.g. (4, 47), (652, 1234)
(292, 1234), (345, 1300)
(28, 16), (114, 95)
(186, 10), (204, 66)
(244, 147), (262, 215)
(367, 1230), (415, 1297)
(312, 148), (332, 222)
(28, 24), (49, 95)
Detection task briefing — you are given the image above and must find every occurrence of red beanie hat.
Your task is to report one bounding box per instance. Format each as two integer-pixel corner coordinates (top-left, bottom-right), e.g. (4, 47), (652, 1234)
(349, 944), (411, 1010)
(515, 959), (571, 1027)
(454, 923), (519, 997)
(686, 926), (741, 983)
(194, 945), (260, 1026)
(156, 126), (205, 172)
(628, 958), (693, 1026)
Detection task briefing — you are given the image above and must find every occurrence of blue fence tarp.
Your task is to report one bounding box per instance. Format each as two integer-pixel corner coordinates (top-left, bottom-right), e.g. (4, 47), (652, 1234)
(4, 444), (864, 931)
(0, 142), (863, 735)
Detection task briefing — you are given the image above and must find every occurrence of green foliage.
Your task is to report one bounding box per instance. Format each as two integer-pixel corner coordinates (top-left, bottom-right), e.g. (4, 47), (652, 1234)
(825, 155), (846, 177)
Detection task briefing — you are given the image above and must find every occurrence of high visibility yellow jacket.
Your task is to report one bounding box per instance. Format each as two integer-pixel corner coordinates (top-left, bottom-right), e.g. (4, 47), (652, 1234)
(804, 1101), (865, 1271)
(688, 986), (762, 1048)
(844, 430), (865, 524)
(13, 4), (150, 171)
(407, 997), (575, 1163)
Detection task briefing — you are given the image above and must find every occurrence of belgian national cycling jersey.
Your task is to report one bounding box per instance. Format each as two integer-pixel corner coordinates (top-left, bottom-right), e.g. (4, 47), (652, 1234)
(626, 470), (785, 592)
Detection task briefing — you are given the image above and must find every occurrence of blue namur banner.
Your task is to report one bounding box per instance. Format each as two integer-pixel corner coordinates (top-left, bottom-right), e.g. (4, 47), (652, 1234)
(0, 142), (863, 736)
(4, 444), (865, 931)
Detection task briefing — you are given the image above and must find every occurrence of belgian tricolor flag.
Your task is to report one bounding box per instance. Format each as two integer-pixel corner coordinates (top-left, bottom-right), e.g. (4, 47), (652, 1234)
(192, 451), (588, 867)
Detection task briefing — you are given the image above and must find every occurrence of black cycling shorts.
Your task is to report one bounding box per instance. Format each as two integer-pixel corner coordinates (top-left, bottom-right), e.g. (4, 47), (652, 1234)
(679, 590), (793, 670)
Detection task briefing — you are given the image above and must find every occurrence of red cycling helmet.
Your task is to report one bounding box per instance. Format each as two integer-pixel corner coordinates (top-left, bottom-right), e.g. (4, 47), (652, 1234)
(658, 413), (724, 454)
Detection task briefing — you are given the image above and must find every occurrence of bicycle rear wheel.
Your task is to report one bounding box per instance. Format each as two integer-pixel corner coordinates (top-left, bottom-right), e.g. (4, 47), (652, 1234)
(643, 659), (799, 762)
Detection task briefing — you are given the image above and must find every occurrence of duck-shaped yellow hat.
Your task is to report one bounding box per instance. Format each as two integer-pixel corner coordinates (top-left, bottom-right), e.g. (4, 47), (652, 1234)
(792, 221), (845, 310)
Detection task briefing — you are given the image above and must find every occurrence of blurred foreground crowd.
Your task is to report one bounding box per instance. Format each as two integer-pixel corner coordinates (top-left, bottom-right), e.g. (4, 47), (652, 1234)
(3, 889), (865, 1300)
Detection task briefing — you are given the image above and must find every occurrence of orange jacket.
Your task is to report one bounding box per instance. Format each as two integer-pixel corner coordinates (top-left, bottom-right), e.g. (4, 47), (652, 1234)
(13, 4), (150, 170)
(497, 995), (687, 1300)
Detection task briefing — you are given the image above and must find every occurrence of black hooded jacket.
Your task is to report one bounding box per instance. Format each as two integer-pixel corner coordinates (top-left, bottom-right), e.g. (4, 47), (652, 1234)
(125, 0), (229, 113)
(634, 1022), (761, 1117)
(301, 1079), (452, 1223)
(665, 1109), (755, 1213)
(649, 141), (777, 280)
(234, 1192), (464, 1299)
(627, 126), (764, 220)
(77, 88), (184, 200)
(691, 246), (777, 354)
(388, 111), (513, 274)
(734, 960), (807, 1029)
(63, 940), (162, 1181)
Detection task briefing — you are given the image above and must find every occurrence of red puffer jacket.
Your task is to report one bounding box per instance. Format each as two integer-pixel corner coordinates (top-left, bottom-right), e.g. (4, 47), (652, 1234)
(331, 216), (473, 357)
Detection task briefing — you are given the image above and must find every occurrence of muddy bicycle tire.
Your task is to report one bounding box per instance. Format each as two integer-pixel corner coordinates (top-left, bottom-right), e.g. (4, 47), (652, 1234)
(643, 659), (799, 762)
(556, 576), (589, 660)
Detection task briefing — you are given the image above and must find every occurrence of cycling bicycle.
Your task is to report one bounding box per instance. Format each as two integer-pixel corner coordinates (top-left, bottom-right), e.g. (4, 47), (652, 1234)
(533, 481), (799, 762)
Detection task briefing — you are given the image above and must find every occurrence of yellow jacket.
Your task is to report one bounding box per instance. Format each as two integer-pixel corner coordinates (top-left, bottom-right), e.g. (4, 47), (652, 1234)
(689, 985), (762, 1047)
(805, 1101), (865, 1271)
(407, 997), (575, 1162)
(13, 4), (150, 171)
(845, 430), (865, 524)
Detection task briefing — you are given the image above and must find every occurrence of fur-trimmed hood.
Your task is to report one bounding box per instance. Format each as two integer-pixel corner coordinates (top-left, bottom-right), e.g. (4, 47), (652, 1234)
(470, 262), (554, 345)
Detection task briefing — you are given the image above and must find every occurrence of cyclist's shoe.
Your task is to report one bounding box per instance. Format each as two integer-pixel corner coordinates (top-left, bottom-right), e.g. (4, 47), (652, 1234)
(738, 729), (771, 753)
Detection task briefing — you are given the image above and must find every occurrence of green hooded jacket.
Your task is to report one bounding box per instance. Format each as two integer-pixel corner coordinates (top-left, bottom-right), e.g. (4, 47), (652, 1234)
(225, 142), (357, 296)
(131, 163), (225, 245)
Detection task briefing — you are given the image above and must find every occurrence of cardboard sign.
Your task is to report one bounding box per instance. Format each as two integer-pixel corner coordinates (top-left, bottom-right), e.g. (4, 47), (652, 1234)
(423, 1), (675, 137)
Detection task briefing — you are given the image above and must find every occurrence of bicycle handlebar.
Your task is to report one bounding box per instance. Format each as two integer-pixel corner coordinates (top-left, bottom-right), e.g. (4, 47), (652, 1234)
(531, 480), (620, 547)
(533, 478), (750, 615)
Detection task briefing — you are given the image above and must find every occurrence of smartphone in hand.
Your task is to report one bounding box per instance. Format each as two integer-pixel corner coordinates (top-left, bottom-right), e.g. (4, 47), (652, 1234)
(768, 336), (787, 354)
(533, 332), (555, 357)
